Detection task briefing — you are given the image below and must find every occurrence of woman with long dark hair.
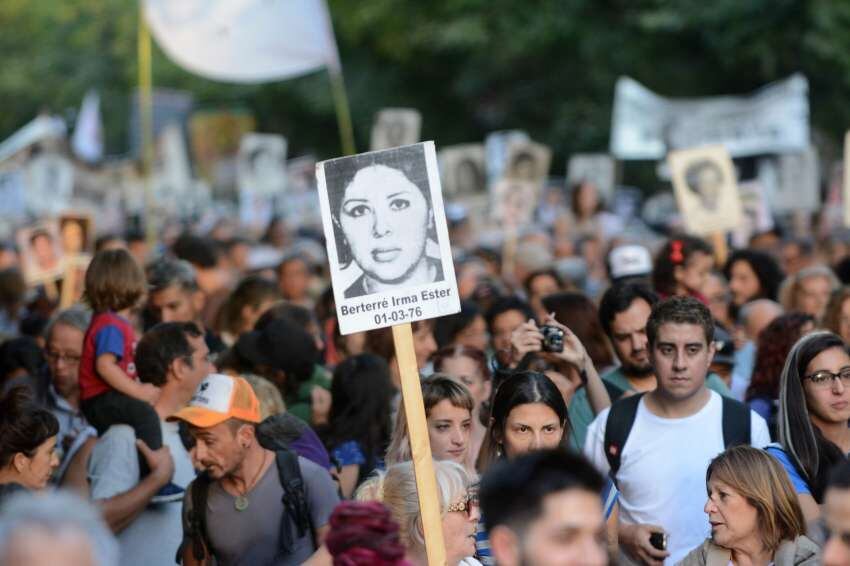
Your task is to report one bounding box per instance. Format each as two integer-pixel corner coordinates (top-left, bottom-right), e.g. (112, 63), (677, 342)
(724, 250), (784, 311)
(0, 387), (60, 505)
(475, 371), (618, 562)
(767, 331), (850, 522)
(320, 354), (395, 498)
(745, 313), (815, 435)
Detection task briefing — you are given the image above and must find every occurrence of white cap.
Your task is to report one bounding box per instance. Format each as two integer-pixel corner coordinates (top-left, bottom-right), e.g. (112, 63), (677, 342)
(609, 245), (652, 280)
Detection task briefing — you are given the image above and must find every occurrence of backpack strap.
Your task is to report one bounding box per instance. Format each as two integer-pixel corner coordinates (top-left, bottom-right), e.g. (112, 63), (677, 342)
(275, 448), (313, 555)
(176, 472), (211, 564)
(603, 393), (644, 482)
(721, 395), (751, 448)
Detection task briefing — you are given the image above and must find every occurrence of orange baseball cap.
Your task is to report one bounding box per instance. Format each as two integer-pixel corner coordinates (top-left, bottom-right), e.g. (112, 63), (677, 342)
(168, 373), (261, 428)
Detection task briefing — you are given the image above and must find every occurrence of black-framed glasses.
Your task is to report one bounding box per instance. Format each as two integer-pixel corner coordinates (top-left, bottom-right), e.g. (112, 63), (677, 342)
(804, 367), (850, 388)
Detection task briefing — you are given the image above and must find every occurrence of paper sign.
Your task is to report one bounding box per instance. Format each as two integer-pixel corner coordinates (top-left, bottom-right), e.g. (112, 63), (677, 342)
(484, 130), (529, 186)
(316, 142), (460, 334)
(504, 141), (552, 185)
(237, 133), (288, 198)
(58, 212), (95, 256)
(668, 145), (743, 235)
(491, 178), (540, 229)
(731, 180), (774, 248)
(567, 153), (617, 202)
(776, 148), (820, 212)
(438, 144), (486, 198)
(17, 221), (65, 285)
(0, 169), (27, 222)
(370, 108), (422, 151)
(25, 153), (74, 215)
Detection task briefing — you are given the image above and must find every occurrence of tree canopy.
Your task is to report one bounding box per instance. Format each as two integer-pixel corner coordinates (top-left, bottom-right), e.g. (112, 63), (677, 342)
(2, 0), (850, 188)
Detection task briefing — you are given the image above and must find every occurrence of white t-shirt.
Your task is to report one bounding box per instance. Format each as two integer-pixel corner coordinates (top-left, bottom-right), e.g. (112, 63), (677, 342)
(583, 391), (771, 565)
(88, 422), (195, 566)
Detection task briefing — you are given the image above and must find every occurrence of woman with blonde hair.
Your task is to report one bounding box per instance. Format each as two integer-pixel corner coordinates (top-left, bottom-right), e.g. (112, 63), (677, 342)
(356, 459), (481, 566)
(678, 445), (818, 566)
(779, 265), (839, 321)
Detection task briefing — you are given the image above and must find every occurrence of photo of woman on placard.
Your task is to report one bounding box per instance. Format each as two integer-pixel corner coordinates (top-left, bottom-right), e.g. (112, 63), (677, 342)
(324, 144), (444, 299)
(684, 158), (725, 212)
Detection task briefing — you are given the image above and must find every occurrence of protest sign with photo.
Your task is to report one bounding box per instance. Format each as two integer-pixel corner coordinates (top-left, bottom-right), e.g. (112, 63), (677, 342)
(567, 153), (617, 202)
(611, 74), (809, 160)
(0, 169), (27, 224)
(189, 110), (256, 184)
(668, 145), (743, 236)
(237, 133), (288, 198)
(58, 212), (94, 257)
(17, 221), (64, 285)
(281, 155), (322, 229)
(484, 130), (529, 186)
(316, 142), (460, 334)
(491, 178), (540, 229)
(731, 180), (774, 248)
(25, 153), (74, 215)
(438, 144), (486, 198)
(776, 147), (820, 212)
(504, 141), (552, 185)
(237, 134), (288, 230)
(369, 108), (422, 151)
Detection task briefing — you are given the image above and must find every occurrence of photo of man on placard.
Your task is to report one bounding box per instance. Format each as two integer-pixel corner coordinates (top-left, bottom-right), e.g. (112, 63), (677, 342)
(323, 143), (444, 299)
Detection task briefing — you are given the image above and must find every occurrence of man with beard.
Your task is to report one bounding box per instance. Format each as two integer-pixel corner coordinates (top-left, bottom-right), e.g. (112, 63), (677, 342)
(175, 373), (338, 566)
(598, 282), (730, 400)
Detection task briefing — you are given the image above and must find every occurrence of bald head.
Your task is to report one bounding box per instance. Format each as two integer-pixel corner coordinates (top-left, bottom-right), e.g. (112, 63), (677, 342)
(739, 299), (784, 341)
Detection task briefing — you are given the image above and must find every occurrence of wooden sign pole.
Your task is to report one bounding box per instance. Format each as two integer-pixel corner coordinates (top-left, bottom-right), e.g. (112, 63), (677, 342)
(711, 232), (728, 268)
(59, 259), (78, 309)
(392, 322), (447, 566)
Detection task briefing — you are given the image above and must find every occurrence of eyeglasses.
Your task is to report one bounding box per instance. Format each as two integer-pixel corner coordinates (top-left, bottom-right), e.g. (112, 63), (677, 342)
(804, 367), (850, 388)
(46, 351), (82, 365)
(447, 489), (479, 516)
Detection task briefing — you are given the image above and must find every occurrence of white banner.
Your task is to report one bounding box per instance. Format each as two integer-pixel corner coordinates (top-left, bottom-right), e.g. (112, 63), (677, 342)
(144, 0), (340, 84)
(610, 74), (809, 160)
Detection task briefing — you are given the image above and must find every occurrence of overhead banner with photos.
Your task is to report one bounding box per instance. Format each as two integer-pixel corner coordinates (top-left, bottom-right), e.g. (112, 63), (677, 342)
(610, 74), (810, 160)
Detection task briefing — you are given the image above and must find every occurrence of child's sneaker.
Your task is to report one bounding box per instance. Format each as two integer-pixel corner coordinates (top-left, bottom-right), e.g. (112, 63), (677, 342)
(151, 482), (184, 504)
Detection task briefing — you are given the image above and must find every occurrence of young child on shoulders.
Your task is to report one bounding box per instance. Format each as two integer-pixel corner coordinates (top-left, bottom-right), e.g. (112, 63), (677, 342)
(78, 249), (182, 502)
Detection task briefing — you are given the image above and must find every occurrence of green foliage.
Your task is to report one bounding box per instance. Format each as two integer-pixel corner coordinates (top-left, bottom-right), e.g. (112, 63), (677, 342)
(1, 0), (850, 191)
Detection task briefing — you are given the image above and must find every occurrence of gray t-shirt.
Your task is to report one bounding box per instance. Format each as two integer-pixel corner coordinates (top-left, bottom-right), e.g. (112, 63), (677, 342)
(88, 422), (196, 566)
(183, 453), (339, 566)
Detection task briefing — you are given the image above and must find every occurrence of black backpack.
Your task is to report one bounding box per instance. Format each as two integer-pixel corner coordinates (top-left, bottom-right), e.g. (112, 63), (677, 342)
(603, 393), (751, 482)
(179, 423), (314, 564)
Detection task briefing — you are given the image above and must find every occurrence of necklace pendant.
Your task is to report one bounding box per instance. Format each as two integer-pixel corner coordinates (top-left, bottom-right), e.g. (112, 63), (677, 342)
(234, 495), (249, 512)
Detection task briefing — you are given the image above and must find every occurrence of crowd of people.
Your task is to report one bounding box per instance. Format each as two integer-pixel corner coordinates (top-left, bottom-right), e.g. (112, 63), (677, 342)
(4, 177), (850, 566)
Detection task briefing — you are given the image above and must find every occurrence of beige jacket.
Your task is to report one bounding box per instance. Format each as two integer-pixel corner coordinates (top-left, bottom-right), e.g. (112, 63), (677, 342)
(677, 537), (820, 566)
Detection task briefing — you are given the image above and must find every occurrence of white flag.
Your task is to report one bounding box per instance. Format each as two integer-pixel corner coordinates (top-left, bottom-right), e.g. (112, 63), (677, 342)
(71, 90), (104, 163)
(143, 0), (340, 84)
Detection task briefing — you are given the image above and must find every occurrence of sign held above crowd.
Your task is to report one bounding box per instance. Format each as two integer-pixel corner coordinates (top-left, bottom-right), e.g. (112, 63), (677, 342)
(316, 141), (459, 335)
(668, 145), (743, 237)
(611, 74), (809, 160)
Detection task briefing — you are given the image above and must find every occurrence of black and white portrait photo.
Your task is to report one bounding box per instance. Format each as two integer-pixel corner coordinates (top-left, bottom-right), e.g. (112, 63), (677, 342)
(505, 141), (552, 185)
(237, 133), (288, 197)
(370, 108), (422, 151)
(439, 144), (486, 198)
(668, 145), (742, 236)
(317, 141), (460, 334)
